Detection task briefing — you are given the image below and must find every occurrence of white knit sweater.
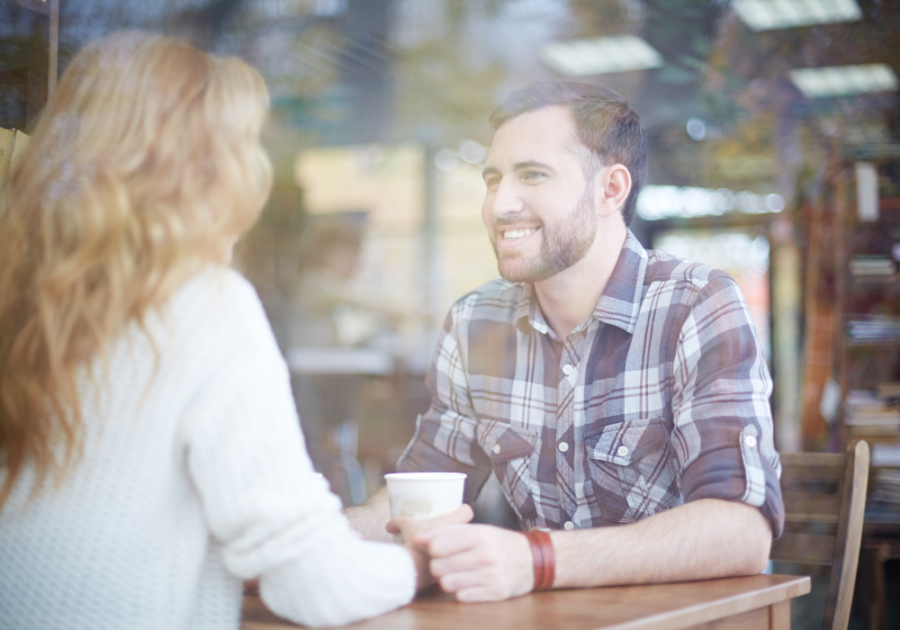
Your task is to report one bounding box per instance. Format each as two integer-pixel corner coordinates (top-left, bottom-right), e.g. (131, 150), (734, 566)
(0, 268), (415, 629)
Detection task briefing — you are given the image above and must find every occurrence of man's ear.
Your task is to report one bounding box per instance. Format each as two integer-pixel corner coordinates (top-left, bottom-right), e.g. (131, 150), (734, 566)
(595, 164), (632, 218)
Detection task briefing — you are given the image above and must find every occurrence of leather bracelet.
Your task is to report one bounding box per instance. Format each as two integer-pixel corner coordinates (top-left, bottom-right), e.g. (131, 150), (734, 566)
(523, 528), (555, 591)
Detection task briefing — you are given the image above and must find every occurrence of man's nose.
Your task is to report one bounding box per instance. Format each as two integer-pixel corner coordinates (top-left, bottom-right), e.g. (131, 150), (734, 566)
(486, 179), (524, 217)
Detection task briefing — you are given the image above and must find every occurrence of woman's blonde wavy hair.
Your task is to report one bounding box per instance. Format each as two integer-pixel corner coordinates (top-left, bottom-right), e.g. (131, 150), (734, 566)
(0, 31), (273, 508)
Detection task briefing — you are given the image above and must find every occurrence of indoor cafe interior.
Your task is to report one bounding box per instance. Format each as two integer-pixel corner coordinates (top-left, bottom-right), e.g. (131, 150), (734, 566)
(1, 0), (899, 629)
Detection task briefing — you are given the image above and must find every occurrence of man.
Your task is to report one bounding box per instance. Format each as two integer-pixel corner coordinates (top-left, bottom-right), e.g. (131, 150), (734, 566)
(346, 81), (783, 603)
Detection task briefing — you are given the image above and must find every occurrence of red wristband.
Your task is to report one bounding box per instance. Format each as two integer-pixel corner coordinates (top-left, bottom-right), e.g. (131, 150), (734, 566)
(523, 528), (555, 591)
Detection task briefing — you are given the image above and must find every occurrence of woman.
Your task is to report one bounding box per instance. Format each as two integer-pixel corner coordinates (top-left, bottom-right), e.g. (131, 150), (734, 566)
(0, 32), (422, 629)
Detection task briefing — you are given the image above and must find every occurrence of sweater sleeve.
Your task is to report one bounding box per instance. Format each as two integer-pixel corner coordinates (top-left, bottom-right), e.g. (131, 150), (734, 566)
(179, 274), (415, 627)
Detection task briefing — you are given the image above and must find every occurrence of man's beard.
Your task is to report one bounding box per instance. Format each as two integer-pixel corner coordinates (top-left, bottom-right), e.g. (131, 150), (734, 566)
(492, 185), (598, 283)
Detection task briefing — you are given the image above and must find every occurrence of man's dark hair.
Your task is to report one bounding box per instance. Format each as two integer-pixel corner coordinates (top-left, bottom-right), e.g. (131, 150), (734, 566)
(489, 81), (647, 227)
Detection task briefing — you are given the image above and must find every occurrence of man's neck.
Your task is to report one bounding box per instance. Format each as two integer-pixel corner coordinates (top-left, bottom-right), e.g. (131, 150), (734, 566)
(533, 222), (628, 340)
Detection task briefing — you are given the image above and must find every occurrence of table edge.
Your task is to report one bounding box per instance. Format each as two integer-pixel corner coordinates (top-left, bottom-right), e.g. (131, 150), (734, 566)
(595, 575), (812, 630)
(242, 575), (813, 630)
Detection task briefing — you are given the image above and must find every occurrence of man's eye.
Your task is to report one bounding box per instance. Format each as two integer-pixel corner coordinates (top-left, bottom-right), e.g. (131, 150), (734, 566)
(484, 177), (500, 190)
(523, 171), (546, 182)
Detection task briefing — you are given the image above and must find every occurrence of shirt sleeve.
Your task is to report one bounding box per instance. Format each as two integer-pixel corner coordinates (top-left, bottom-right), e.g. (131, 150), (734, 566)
(670, 274), (785, 538)
(395, 304), (493, 506)
(180, 275), (415, 628)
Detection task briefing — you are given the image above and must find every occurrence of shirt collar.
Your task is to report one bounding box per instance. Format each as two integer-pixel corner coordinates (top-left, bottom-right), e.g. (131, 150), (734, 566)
(591, 230), (647, 335)
(515, 230), (648, 337)
(515, 283), (552, 336)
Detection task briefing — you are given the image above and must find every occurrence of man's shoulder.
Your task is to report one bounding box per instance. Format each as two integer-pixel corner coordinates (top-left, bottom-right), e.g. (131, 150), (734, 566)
(644, 248), (735, 291)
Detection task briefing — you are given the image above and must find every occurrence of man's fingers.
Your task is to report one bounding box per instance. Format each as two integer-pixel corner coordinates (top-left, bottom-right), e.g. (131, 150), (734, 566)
(436, 568), (483, 594)
(426, 504), (474, 528)
(413, 524), (480, 556)
(388, 505), (472, 537)
(439, 568), (509, 602)
(429, 547), (489, 578)
(386, 514), (428, 537)
(410, 524), (445, 546)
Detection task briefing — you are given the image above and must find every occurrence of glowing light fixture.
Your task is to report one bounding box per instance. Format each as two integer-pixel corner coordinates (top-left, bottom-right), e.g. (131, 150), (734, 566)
(637, 186), (785, 221)
(540, 36), (664, 77)
(733, 0), (861, 31)
(790, 64), (898, 98)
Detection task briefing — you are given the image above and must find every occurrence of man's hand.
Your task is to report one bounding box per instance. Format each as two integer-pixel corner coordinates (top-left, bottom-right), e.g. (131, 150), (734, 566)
(412, 524), (534, 603)
(385, 504), (474, 545)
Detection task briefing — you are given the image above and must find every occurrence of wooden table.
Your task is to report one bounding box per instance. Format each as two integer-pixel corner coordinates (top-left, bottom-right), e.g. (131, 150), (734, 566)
(242, 574), (811, 630)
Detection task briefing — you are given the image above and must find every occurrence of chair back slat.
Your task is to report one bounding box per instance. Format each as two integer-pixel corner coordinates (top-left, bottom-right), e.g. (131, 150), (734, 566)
(783, 493), (843, 524)
(779, 457), (846, 482)
(822, 440), (869, 630)
(771, 440), (870, 630)
(770, 532), (837, 565)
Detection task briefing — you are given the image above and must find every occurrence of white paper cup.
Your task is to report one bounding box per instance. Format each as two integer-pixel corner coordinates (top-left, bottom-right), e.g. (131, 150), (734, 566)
(384, 472), (467, 520)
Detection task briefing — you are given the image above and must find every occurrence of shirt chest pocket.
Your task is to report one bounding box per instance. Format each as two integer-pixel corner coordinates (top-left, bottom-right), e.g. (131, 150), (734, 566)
(584, 417), (680, 524)
(476, 421), (538, 524)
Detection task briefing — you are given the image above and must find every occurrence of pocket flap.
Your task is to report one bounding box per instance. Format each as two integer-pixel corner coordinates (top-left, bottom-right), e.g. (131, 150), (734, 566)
(476, 421), (538, 464)
(584, 418), (667, 466)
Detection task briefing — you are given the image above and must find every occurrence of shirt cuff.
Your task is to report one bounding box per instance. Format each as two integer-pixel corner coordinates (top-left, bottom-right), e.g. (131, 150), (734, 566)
(680, 428), (784, 538)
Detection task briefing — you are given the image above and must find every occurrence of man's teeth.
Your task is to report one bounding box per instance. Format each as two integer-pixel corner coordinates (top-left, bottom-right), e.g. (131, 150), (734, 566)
(503, 228), (538, 240)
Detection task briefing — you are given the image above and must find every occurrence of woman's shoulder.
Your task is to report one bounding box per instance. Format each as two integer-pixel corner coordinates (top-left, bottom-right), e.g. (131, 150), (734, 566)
(160, 267), (277, 354)
(171, 267), (262, 316)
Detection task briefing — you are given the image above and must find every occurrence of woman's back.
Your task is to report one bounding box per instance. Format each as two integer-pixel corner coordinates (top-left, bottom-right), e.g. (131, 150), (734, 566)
(0, 269), (415, 629)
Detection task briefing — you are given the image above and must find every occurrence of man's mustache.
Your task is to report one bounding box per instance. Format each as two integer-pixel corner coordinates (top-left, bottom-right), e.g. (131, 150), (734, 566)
(491, 214), (542, 230)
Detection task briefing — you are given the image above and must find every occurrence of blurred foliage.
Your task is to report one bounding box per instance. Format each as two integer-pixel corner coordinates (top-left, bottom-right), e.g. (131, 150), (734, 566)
(643, 0), (718, 87)
(6, 0), (898, 194)
(392, 34), (506, 146)
(653, 3), (900, 194)
(569, 0), (642, 38)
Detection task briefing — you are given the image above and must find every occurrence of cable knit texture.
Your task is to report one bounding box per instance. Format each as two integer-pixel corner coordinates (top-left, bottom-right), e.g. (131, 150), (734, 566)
(0, 268), (416, 629)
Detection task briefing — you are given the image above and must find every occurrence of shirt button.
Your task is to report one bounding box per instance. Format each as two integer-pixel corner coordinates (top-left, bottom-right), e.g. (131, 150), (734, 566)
(562, 364), (573, 376)
(492, 444), (501, 454)
(563, 521), (575, 530)
(558, 442), (569, 453)
(617, 445), (629, 457)
(744, 435), (757, 449)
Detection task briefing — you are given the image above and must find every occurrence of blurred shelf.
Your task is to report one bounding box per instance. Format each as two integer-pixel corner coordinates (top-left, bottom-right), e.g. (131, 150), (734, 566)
(849, 274), (900, 284)
(0, 0), (49, 15)
(881, 199), (900, 212)
(843, 144), (900, 160)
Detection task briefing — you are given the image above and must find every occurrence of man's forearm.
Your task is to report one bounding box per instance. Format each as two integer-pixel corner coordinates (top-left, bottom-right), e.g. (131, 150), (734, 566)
(552, 499), (772, 588)
(344, 486), (393, 542)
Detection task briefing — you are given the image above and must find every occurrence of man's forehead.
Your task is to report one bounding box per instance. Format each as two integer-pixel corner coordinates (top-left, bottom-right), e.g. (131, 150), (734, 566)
(487, 105), (582, 162)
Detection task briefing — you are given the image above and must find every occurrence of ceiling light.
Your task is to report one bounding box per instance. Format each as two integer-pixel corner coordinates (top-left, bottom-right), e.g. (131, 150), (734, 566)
(790, 64), (898, 98)
(540, 36), (664, 77)
(637, 186), (784, 221)
(733, 0), (862, 31)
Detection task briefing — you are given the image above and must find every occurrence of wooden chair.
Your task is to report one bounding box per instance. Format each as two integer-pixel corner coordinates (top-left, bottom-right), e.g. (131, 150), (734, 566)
(770, 440), (870, 630)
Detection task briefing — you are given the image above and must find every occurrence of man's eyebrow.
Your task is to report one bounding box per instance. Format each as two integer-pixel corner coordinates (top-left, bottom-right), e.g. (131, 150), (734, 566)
(482, 161), (557, 180)
(514, 160), (555, 172)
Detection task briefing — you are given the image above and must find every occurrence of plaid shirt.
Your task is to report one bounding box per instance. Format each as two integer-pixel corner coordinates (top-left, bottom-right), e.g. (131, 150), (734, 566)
(398, 231), (784, 537)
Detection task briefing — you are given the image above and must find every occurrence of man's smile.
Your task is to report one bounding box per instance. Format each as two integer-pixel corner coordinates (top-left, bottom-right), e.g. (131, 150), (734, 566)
(498, 226), (541, 250)
(503, 227), (539, 240)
